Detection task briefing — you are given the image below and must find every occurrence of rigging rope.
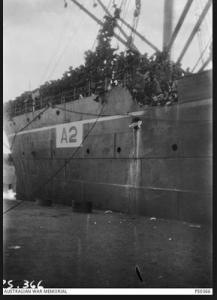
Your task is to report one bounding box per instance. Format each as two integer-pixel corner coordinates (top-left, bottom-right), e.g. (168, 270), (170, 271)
(91, 0), (112, 51)
(54, 104), (131, 117)
(39, 8), (74, 86)
(191, 37), (212, 72)
(194, 0), (204, 65)
(41, 0), (90, 84)
(129, 0), (140, 47)
(3, 143), (11, 151)
(31, 103), (106, 199)
(115, 0), (126, 49)
(9, 106), (50, 151)
(199, 0), (211, 34)
(3, 201), (24, 215)
(3, 103), (106, 214)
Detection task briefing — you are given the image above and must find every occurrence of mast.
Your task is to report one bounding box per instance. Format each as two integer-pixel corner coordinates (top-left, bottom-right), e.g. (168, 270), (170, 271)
(163, 0), (173, 55)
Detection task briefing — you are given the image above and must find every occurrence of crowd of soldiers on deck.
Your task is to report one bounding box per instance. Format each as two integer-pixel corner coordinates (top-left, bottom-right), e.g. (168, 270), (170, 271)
(94, 69), (178, 106)
(4, 6), (181, 118)
(4, 69), (179, 119)
(128, 69), (178, 106)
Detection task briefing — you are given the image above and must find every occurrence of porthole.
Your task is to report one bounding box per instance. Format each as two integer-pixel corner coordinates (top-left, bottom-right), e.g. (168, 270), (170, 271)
(172, 144), (178, 151)
(117, 147), (121, 153)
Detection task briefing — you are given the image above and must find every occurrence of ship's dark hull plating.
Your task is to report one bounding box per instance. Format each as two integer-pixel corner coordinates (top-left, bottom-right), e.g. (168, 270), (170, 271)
(4, 70), (212, 223)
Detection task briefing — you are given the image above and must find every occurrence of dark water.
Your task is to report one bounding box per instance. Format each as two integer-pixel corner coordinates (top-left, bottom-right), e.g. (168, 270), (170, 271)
(3, 200), (212, 288)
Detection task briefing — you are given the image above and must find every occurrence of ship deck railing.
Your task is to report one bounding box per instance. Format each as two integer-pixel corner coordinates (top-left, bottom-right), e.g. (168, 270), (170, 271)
(4, 77), (178, 118)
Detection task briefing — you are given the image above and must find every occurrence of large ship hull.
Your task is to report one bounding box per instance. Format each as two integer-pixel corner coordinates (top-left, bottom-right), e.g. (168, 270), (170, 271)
(4, 70), (212, 223)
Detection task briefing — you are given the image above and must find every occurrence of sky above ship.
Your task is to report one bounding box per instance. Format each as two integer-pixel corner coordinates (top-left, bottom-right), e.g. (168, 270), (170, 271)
(3, 0), (212, 104)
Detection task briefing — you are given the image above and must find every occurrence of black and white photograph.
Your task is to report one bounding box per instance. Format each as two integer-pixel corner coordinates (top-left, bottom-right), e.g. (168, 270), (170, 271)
(3, 0), (212, 295)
